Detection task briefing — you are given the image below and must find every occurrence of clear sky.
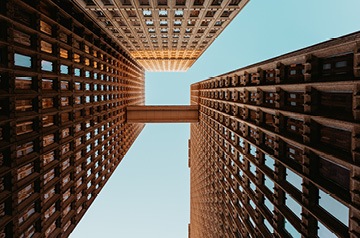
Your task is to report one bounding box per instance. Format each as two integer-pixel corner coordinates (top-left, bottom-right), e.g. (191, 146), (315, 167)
(70, 0), (360, 237)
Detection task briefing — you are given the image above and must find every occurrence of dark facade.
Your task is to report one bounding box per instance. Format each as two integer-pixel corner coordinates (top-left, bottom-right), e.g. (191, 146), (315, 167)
(189, 32), (360, 237)
(0, 0), (145, 237)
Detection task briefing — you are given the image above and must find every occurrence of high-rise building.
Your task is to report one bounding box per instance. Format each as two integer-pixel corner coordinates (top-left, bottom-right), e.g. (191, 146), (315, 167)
(0, 0), (249, 237)
(1, 0), (360, 238)
(0, 0), (145, 237)
(71, 0), (249, 71)
(189, 31), (360, 237)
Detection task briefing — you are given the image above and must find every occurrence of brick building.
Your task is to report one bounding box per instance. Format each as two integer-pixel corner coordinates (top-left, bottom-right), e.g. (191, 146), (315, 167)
(189, 32), (360, 237)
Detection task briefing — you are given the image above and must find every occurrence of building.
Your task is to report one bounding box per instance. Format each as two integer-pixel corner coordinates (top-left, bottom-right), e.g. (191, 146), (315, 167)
(71, 0), (249, 71)
(1, 0), (360, 238)
(0, 0), (249, 237)
(0, 0), (146, 237)
(189, 32), (360, 237)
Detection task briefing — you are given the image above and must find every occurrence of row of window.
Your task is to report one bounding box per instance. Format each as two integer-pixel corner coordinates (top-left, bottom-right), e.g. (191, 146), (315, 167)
(195, 114), (349, 237)
(201, 97), (353, 155)
(200, 54), (353, 89)
(87, 0), (242, 7)
(14, 76), (138, 91)
(8, 16), (140, 69)
(13, 53), (139, 80)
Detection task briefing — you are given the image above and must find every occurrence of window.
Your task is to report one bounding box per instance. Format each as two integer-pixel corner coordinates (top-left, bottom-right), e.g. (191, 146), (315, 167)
(318, 157), (349, 189)
(16, 120), (33, 135)
(42, 78), (53, 90)
(42, 115), (54, 127)
(42, 151), (54, 165)
(264, 174), (274, 193)
(16, 142), (33, 158)
(264, 219), (274, 233)
(159, 10), (167, 17)
(41, 60), (53, 71)
(19, 203), (35, 224)
(18, 184), (34, 203)
(14, 53), (31, 68)
(15, 76), (32, 89)
(43, 134), (54, 147)
(284, 218), (300, 238)
(44, 204), (56, 219)
(318, 221), (337, 238)
(40, 20), (52, 35)
(285, 193), (301, 218)
(20, 225), (35, 238)
(249, 180), (256, 191)
(17, 163), (34, 180)
(319, 189), (349, 226)
(60, 65), (69, 74)
(40, 41), (52, 53)
(44, 187), (55, 202)
(43, 169), (55, 184)
(60, 48), (68, 58)
(264, 196), (274, 214)
(13, 30), (31, 46)
(286, 168), (302, 191)
(249, 161), (256, 175)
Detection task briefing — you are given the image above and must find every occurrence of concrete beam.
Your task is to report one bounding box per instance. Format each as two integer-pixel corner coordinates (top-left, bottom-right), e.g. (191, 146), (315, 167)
(127, 105), (199, 123)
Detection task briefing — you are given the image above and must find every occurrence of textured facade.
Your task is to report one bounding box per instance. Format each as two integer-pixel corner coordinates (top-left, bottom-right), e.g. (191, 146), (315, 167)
(0, 0), (144, 237)
(189, 33), (360, 237)
(72, 0), (249, 71)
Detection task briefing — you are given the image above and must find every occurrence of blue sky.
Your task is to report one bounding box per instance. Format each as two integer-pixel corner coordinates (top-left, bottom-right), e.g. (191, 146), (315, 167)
(70, 0), (360, 237)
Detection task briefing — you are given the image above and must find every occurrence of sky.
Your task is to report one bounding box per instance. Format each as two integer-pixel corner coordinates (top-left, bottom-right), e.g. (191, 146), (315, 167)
(70, 0), (360, 237)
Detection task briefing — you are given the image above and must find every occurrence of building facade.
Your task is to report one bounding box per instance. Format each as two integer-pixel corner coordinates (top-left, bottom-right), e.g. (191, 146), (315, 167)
(72, 0), (249, 71)
(0, 0), (145, 237)
(189, 32), (360, 237)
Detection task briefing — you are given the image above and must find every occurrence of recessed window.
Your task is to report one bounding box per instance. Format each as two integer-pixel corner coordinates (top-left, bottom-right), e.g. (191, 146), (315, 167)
(42, 78), (53, 90)
(73, 53), (80, 63)
(42, 151), (54, 165)
(159, 10), (167, 17)
(335, 61), (347, 68)
(42, 98), (53, 109)
(285, 193), (301, 218)
(323, 63), (331, 70)
(41, 60), (53, 71)
(74, 68), (80, 76)
(319, 189), (349, 226)
(249, 180), (256, 191)
(249, 161), (256, 175)
(318, 157), (350, 189)
(264, 196), (274, 214)
(60, 48), (68, 58)
(264, 219), (274, 233)
(264, 174), (274, 193)
(146, 20), (154, 26)
(16, 142), (33, 158)
(17, 163), (33, 180)
(318, 221), (337, 238)
(15, 53), (31, 68)
(285, 218), (300, 238)
(60, 65), (69, 74)
(40, 20), (52, 35)
(42, 115), (54, 128)
(13, 30), (31, 46)
(41, 41), (52, 53)
(175, 10), (183, 17)
(15, 76), (32, 90)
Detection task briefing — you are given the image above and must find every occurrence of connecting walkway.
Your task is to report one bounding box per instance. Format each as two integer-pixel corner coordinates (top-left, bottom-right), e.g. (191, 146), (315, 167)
(126, 105), (199, 123)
